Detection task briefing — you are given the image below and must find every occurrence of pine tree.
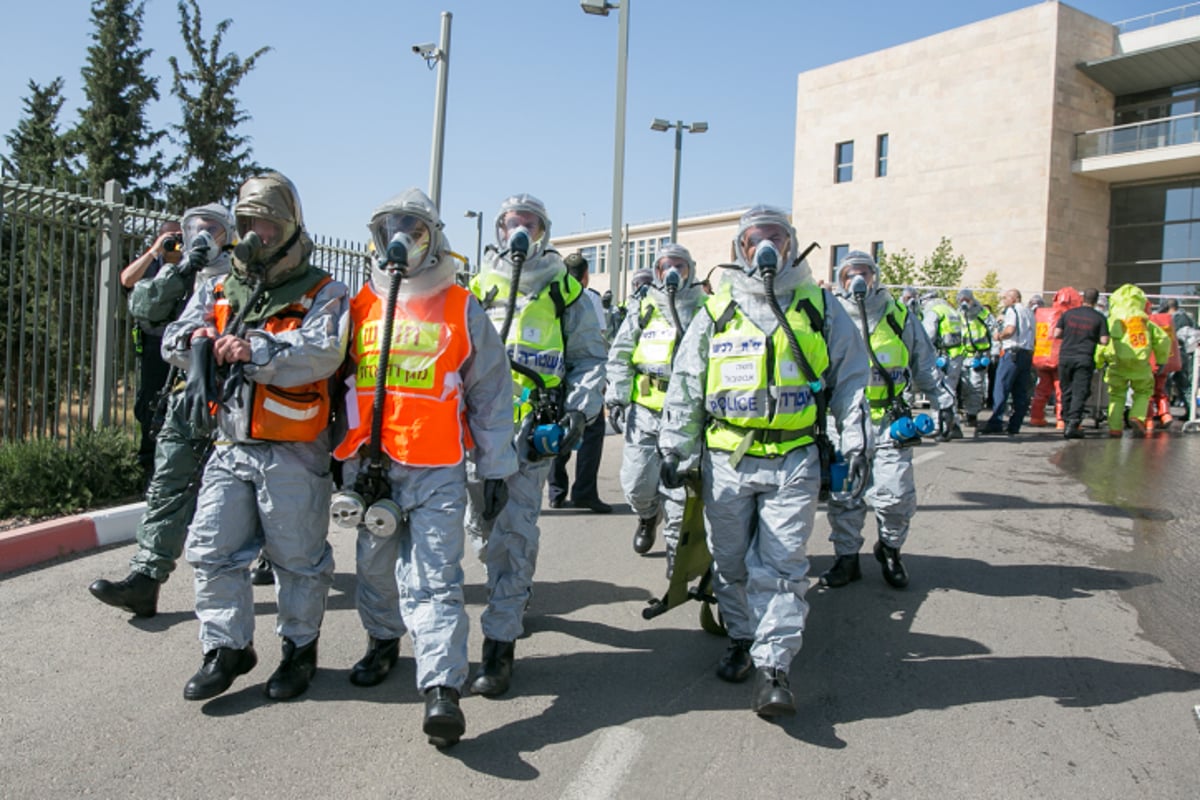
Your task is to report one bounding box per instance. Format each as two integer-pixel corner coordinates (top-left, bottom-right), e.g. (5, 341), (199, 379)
(166, 0), (270, 208)
(74, 0), (164, 199)
(2, 77), (74, 183)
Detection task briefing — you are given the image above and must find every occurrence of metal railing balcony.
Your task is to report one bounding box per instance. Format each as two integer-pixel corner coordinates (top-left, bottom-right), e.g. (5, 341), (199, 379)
(1115, 3), (1200, 33)
(1075, 111), (1200, 159)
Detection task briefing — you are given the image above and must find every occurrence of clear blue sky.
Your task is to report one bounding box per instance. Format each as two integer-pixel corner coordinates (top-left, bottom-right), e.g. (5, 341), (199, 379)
(0, 0), (1167, 259)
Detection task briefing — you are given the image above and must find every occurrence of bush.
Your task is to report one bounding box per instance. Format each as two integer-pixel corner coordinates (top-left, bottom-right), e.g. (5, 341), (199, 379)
(0, 427), (143, 518)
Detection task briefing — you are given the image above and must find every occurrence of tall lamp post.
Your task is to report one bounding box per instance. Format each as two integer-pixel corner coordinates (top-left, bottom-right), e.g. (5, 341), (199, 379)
(412, 11), (452, 210)
(581, 0), (629, 304)
(650, 119), (707, 243)
(464, 210), (483, 274)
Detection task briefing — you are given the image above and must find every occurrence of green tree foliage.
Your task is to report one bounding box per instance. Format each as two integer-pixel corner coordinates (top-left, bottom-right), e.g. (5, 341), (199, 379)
(74, 0), (164, 200)
(2, 78), (75, 183)
(166, 0), (270, 208)
(975, 269), (1001, 312)
(878, 247), (918, 288)
(918, 236), (967, 298)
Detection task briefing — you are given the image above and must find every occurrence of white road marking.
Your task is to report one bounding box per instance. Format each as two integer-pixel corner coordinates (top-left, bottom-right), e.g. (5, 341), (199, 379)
(560, 726), (645, 800)
(913, 449), (946, 466)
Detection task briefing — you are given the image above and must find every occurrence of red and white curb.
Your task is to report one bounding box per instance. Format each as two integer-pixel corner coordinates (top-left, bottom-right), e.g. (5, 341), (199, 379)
(0, 502), (145, 574)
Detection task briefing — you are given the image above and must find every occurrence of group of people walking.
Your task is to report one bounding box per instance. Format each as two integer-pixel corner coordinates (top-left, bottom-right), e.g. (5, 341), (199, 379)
(88, 177), (1191, 747)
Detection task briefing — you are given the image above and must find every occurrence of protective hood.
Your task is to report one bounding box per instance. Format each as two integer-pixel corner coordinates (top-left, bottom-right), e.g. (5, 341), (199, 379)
(367, 187), (455, 298)
(733, 205), (798, 272)
(1108, 283), (1149, 320)
(232, 172), (314, 287)
(181, 202), (234, 279)
(493, 193), (551, 266)
(481, 246), (566, 296)
(1052, 286), (1082, 312)
(726, 251), (815, 335)
(837, 284), (893, 333)
(834, 249), (880, 289)
(644, 279), (706, 321)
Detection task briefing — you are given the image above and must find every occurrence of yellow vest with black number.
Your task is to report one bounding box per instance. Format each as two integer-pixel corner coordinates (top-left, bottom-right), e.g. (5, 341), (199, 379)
(703, 284), (829, 458)
(864, 300), (910, 423)
(470, 270), (582, 422)
(630, 296), (680, 412)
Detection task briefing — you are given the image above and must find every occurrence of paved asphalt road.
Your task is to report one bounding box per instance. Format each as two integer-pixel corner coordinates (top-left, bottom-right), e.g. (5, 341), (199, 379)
(2, 429), (1198, 799)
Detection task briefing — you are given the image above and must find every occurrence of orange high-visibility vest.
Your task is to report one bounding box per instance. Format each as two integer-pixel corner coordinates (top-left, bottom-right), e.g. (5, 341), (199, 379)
(213, 276), (333, 442)
(333, 283), (475, 467)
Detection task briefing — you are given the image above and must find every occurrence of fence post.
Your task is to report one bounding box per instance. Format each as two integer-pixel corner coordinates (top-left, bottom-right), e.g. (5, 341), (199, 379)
(91, 179), (123, 429)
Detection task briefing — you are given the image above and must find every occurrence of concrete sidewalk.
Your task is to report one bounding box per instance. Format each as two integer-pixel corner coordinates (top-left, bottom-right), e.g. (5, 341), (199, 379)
(0, 501), (144, 573)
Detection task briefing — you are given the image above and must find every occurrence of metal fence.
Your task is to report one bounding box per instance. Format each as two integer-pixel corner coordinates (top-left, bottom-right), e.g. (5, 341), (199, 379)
(0, 173), (368, 446)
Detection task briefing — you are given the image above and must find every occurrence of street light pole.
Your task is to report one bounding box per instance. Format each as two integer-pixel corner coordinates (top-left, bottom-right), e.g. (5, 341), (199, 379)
(650, 118), (708, 244)
(464, 210), (483, 274)
(581, 0), (630, 305)
(428, 12), (452, 210)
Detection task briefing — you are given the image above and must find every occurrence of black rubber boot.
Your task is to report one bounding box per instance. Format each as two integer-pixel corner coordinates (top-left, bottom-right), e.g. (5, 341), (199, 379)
(88, 572), (160, 618)
(250, 556), (274, 586)
(819, 554), (862, 588)
(874, 540), (909, 589)
(752, 667), (796, 717)
(716, 638), (754, 683)
(265, 637), (318, 700)
(349, 637), (400, 687)
(632, 515), (657, 555)
(423, 686), (466, 748)
(469, 638), (514, 697)
(183, 645), (257, 701)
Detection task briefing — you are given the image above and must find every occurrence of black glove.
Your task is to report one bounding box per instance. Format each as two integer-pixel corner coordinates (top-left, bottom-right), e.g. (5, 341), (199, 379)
(607, 402), (626, 434)
(177, 245), (208, 278)
(558, 410), (587, 451)
(660, 452), (684, 489)
(845, 450), (871, 501)
(183, 336), (220, 431)
(937, 407), (957, 441)
(482, 478), (509, 522)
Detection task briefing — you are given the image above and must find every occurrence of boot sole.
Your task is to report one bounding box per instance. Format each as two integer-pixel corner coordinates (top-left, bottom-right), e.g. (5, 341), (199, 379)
(424, 715), (465, 748)
(755, 699), (797, 718)
(468, 677), (510, 698)
(183, 652), (257, 701)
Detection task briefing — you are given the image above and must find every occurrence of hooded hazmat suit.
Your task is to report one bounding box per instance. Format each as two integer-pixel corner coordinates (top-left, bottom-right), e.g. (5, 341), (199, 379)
(826, 252), (955, 573)
(955, 289), (994, 421)
(657, 207), (871, 696)
(921, 293), (965, 427)
(464, 194), (607, 681)
(605, 244), (707, 568)
(335, 188), (518, 700)
(1030, 287), (1081, 427)
(1095, 284), (1171, 433)
(164, 173), (349, 696)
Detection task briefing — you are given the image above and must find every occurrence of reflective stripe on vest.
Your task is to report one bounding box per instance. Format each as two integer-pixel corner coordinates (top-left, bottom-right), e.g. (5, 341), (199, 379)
(332, 284), (473, 467)
(702, 284), (829, 458)
(470, 271), (581, 421)
(865, 301), (910, 422)
(213, 276), (332, 442)
(931, 301), (963, 350)
(630, 298), (679, 412)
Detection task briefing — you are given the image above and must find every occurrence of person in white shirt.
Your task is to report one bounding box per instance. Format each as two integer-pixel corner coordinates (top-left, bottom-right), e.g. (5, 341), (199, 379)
(979, 288), (1035, 436)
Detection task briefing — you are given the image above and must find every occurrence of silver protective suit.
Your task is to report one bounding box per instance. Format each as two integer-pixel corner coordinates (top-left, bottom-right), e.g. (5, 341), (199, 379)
(465, 243), (607, 643)
(922, 295), (964, 409)
(958, 298), (992, 416)
(164, 241), (349, 653)
(658, 219), (871, 674)
(828, 286), (955, 557)
(344, 188), (518, 691)
(605, 275), (706, 563)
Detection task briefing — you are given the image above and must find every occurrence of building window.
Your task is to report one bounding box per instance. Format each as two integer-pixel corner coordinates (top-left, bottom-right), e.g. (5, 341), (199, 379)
(835, 141), (854, 183)
(876, 134), (889, 178)
(1109, 179), (1200, 294)
(831, 244), (849, 278)
(580, 246), (598, 274)
(598, 244), (607, 274)
(872, 241), (885, 262)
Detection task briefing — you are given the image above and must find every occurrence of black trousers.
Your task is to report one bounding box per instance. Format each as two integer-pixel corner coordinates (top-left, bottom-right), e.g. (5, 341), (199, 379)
(548, 412), (606, 505)
(1058, 357), (1095, 427)
(133, 332), (170, 473)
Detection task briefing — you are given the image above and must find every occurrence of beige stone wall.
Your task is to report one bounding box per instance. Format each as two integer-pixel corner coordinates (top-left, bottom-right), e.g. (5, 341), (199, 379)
(792, 2), (1116, 295)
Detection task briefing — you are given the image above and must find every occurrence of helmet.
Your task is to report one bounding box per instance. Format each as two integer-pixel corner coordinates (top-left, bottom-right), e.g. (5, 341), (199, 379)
(232, 172), (313, 287)
(734, 206), (796, 276)
(654, 243), (695, 286)
(181, 203), (234, 269)
(494, 194), (550, 262)
(835, 250), (878, 291)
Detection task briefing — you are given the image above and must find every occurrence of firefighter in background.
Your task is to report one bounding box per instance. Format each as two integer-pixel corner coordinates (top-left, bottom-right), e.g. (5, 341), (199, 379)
(1146, 306), (1183, 432)
(955, 289), (993, 427)
(605, 243), (707, 566)
(464, 194), (607, 699)
(1030, 287), (1081, 428)
(920, 291), (964, 439)
(1095, 284), (1171, 437)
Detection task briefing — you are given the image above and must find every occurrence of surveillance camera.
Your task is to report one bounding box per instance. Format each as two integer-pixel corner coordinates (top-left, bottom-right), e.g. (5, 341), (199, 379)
(412, 42), (438, 57)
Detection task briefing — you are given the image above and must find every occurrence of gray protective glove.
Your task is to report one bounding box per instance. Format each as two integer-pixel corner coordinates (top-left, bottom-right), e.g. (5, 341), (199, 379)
(558, 410), (587, 452)
(937, 407), (957, 441)
(660, 452), (684, 490)
(845, 450), (871, 501)
(607, 402), (626, 434)
(482, 478), (509, 522)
